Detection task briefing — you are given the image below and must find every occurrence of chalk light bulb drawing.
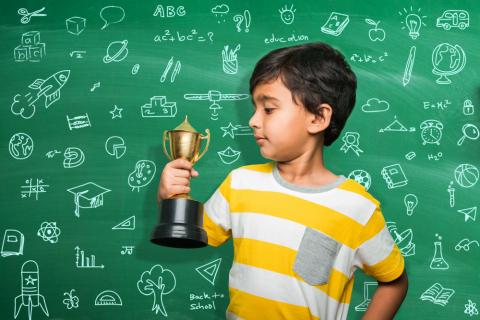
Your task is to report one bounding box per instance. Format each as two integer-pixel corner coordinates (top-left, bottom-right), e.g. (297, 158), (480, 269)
(404, 194), (418, 216)
(405, 14), (422, 39)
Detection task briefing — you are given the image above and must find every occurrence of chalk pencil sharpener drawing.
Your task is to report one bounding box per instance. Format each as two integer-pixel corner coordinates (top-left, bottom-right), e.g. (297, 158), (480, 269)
(151, 116), (210, 248)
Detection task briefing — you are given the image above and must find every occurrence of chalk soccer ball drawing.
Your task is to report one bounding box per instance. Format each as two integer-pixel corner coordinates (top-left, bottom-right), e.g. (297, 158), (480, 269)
(420, 120), (443, 145)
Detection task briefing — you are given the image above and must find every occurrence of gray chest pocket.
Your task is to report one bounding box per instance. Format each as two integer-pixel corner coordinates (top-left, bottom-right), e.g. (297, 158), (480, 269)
(293, 227), (341, 286)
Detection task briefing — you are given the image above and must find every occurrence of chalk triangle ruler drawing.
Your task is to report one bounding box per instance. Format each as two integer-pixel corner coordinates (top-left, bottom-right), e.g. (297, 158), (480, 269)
(195, 258), (222, 285)
(112, 216), (135, 230)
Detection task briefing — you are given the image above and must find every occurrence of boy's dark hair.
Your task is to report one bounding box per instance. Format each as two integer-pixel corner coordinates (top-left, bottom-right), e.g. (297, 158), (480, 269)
(249, 42), (357, 146)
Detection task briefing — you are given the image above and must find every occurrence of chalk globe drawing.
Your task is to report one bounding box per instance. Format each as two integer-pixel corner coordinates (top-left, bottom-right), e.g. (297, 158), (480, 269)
(454, 164), (479, 188)
(432, 43), (466, 84)
(9, 133), (34, 160)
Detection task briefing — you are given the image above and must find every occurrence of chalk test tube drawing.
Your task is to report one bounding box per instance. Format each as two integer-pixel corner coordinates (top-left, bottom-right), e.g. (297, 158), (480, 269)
(103, 40), (128, 63)
(184, 90), (249, 121)
(399, 7), (427, 40)
(222, 44), (240, 74)
(321, 12), (350, 36)
(110, 105), (123, 119)
(11, 70), (70, 119)
(105, 136), (126, 159)
(75, 246), (104, 269)
(347, 170), (371, 190)
(436, 10), (469, 30)
(37, 222), (61, 244)
(381, 164), (408, 189)
(141, 96), (177, 118)
(14, 260), (49, 320)
(221, 122), (253, 139)
(430, 234), (449, 270)
(387, 222), (415, 256)
(233, 9), (251, 32)
(339, 132), (363, 156)
(21, 178), (49, 200)
(447, 181), (455, 208)
(9, 133), (34, 160)
(128, 160), (156, 191)
(67, 113), (91, 130)
(454, 164), (479, 188)
(457, 123), (479, 146)
(403, 46), (416, 86)
(354, 282), (377, 311)
(14, 31), (46, 62)
(211, 4), (229, 23)
(1, 229), (24, 257)
(217, 146), (241, 164)
(455, 238), (479, 252)
(361, 98), (390, 113)
(432, 43), (466, 85)
(100, 6), (125, 30)
(121, 245), (134, 255)
(18, 7), (46, 24)
(196, 258), (222, 285)
(63, 289), (79, 309)
(420, 283), (455, 306)
(137, 264), (177, 316)
(66, 17), (86, 35)
(67, 182), (111, 217)
(95, 290), (122, 306)
(464, 299), (479, 317)
(279, 4), (296, 25)
(458, 207), (477, 222)
(112, 216), (136, 230)
(404, 194), (418, 216)
(379, 116), (415, 133)
(365, 18), (385, 41)
(160, 57), (181, 82)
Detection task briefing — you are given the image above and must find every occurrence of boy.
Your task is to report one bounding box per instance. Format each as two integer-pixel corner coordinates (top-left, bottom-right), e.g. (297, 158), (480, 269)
(158, 42), (408, 320)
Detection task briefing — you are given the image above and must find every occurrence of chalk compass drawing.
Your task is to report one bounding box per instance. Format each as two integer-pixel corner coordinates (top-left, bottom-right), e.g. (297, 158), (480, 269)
(340, 132), (363, 156)
(66, 17), (86, 35)
(233, 9), (251, 32)
(184, 90), (249, 121)
(321, 12), (349, 36)
(454, 164), (478, 188)
(105, 136), (126, 159)
(465, 299), (479, 317)
(67, 113), (91, 130)
(121, 246), (134, 255)
(9, 133), (34, 160)
(128, 160), (156, 191)
(279, 4), (296, 25)
(37, 222), (61, 243)
(196, 258), (222, 285)
(379, 116), (415, 133)
(432, 43), (466, 84)
(14, 260), (49, 320)
(387, 222), (415, 256)
(222, 44), (241, 74)
(21, 178), (49, 200)
(14, 31), (46, 62)
(141, 96), (177, 118)
(420, 283), (454, 306)
(75, 246), (104, 269)
(355, 282), (377, 311)
(403, 194), (418, 216)
(110, 105), (123, 119)
(161, 57), (181, 82)
(365, 18), (385, 41)
(100, 6), (125, 30)
(221, 122), (253, 139)
(18, 7), (47, 24)
(457, 207), (477, 222)
(381, 164), (408, 189)
(112, 216), (135, 230)
(457, 123), (479, 146)
(399, 7), (426, 40)
(436, 10), (469, 30)
(1, 229), (24, 257)
(63, 289), (79, 309)
(95, 290), (122, 306)
(67, 182), (111, 217)
(430, 234), (449, 270)
(11, 70), (70, 119)
(347, 169), (371, 190)
(455, 238), (479, 252)
(217, 146), (241, 164)
(137, 264), (177, 316)
(211, 4), (229, 23)
(103, 40), (128, 63)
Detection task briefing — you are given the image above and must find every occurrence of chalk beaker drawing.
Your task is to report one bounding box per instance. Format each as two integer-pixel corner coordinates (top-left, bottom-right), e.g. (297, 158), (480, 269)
(430, 241), (449, 270)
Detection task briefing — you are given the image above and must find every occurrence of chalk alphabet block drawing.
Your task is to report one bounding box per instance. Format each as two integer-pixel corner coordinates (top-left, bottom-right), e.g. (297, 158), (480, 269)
(14, 46), (29, 62)
(21, 31), (40, 45)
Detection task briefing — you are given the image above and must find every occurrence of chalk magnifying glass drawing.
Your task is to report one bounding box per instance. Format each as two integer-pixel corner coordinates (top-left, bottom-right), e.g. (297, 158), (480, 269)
(457, 123), (479, 146)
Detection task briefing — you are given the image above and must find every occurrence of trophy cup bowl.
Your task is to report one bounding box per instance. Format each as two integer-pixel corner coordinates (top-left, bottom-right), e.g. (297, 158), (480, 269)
(151, 116), (210, 248)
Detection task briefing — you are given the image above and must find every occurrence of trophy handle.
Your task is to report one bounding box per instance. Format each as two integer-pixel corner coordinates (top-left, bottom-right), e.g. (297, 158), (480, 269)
(196, 129), (210, 162)
(162, 130), (173, 161)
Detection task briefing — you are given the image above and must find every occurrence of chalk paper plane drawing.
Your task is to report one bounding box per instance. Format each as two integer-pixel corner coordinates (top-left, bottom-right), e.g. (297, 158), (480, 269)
(137, 264), (177, 317)
(217, 146), (241, 164)
(1, 229), (24, 257)
(75, 246), (104, 269)
(11, 70), (70, 119)
(195, 258), (222, 285)
(420, 283), (455, 307)
(128, 160), (156, 191)
(14, 31), (46, 62)
(14, 260), (49, 320)
(321, 12), (350, 36)
(112, 216), (135, 230)
(105, 136), (126, 159)
(184, 90), (249, 121)
(67, 182), (111, 217)
(95, 290), (122, 306)
(458, 207), (477, 222)
(141, 96), (177, 118)
(221, 122), (253, 139)
(379, 116), (415, 133)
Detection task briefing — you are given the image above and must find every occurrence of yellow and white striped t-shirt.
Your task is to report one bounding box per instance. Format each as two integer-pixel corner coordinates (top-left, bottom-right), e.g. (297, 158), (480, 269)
(203, 162), (404, 320)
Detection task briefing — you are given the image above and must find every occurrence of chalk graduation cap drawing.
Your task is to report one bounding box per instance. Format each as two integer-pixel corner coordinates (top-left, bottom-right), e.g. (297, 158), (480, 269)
(67, 182), (111, 217)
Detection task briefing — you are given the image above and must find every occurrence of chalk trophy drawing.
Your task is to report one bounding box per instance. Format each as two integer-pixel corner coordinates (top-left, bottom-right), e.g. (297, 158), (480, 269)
(14, 260), (49, 320)
(403, 46), (416, 86)
(432, 43), (466, 84)
(9, 133), (34, 160)
(1, 229), (24, 257)
(195, 258), (222, 285)
(75, 246), (104, 269)
(233, 9), (251, 32)
(339, 132), (363, 156)
(63, 289), (79, 309)
(279, 4), (296, 25)
(347, 169), (371, 190)
(110, 105), (123, 119)
(387, 222), (415, 256)
(221, 122), (253, 139)
(95, 290), (122, 306)
(454, 164), (478, 188)
(355, 282), (378, 311)
(141, 96), (177, 118)
(464, 299), (479, 317)
(457, 207), (477, 222)
(217, 146), (241, 164)
(100, 6), (125, 30)
(420, 283), (455, 306)
(67, 182), (111, 217)
(321, 12), (350, 36)
(18, 7), (46, 24)
(222, 44), (240, 74)
(455, 238), (479, 252)
(403, 194), (418, 216)
(379, 116), (415, 133)
(457, 123), (479, 146)
(399, 7), (427, 39)
(21, 178), (49, 200)
(436, 10), (469, 30)
(67, 113), (91, 130)
(11, 70), (70, 119)
(105, 136), (126, 159)
(184, 90), (249, 121)
(160, 57), (181, 82)
(66, 17), (86, 35)
(137, 264), (177, 317)
(63, 147), (85, 168)
(211, 4), (229, 23)
(103, 40), (128, 63)
(14, 31), (46, 62)
(112, 216), (136, 230)
(37, 222), (61, 243)
(365, 18), (385, 41)
(128, 160), (156, 191)
(381, 164), (408, 189)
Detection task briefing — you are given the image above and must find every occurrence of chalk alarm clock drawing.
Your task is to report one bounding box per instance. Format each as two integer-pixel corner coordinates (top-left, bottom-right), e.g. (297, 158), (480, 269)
(420, 120), (444, 145)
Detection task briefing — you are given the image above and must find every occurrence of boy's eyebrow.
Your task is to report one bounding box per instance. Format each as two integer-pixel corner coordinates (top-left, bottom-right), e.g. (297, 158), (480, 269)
(253, 94), (280, 103)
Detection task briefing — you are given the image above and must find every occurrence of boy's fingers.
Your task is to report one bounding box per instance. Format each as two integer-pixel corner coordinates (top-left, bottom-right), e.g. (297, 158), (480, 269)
(169, 158), (193, 170)
(191, 169), (199, 177)
(170, 185), (191, 196)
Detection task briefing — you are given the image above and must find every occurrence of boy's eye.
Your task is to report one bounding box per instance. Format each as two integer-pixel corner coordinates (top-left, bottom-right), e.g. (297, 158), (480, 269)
(264, 108), (274, 114)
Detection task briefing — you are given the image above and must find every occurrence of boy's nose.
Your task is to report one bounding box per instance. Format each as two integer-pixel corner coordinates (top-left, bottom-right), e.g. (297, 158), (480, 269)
(249, 111), (260, 129)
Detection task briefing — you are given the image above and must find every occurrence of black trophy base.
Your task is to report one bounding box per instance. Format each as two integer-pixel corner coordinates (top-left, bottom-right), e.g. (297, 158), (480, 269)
(151, 197), (208, 248)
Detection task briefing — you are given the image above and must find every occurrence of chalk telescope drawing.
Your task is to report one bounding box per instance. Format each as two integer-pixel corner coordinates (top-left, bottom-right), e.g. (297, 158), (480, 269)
(1, 229), (24, 257)
(321, 12), (349, 36)
(110, 105), (123, 119)
(279, 4), (296, 25)
(14, 31), (46, 62)
(137, 264), (177, 317)
(95, 290), (122, 306)
(37, 222), (61, 243)
(66, 17), (86, 35)
(217, 146), (241, 164)
(14, 260), (49, 320)
(63, 289), (79, 309)
(18, 7), (46, 24)
(233, 9), (251, 32)
(100, 6), (125, 30)
(9, 133), (34, 160)
(11, 70), (70, 119)
(399, 7), (427, 39)
(128, 160), (156, 191)
(105, 136), (126, 159)
(67, 182), (111, 217)
(196, 258), (222, 285)
(103, 40), (128, 63)
(184, 90), (249, 121)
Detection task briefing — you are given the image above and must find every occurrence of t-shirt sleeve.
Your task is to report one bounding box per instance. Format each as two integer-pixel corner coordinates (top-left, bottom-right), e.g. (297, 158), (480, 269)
(203, 173), (232, 247)
(353, 205), (405, 282)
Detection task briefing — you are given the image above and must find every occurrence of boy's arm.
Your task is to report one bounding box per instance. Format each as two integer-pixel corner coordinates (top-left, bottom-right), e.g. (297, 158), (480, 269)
(362, 270), (408, 320)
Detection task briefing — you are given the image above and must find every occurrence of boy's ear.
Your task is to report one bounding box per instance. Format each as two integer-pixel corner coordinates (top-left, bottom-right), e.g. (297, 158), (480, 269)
(307, 103), (333, 134)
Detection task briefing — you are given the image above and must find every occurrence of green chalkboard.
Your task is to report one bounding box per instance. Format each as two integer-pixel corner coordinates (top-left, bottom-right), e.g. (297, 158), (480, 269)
(1, 0), (479, 319)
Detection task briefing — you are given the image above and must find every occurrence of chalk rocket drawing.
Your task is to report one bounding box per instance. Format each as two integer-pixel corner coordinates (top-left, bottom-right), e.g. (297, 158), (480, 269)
(14, 260), (49, 320)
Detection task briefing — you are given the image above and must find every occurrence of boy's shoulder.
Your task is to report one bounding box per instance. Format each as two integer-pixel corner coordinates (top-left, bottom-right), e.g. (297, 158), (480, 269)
(338, 178), (380, 207)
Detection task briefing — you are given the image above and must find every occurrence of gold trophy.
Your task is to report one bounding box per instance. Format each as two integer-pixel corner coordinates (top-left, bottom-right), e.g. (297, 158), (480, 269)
(151, 116), (211, 248)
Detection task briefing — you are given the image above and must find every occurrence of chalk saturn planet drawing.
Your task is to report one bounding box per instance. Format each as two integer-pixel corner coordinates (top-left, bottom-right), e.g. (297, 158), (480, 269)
(103, 40), (128, 63)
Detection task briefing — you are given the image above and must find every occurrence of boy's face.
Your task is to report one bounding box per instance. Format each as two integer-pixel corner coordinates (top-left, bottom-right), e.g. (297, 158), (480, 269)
(249, 77), (319, 161)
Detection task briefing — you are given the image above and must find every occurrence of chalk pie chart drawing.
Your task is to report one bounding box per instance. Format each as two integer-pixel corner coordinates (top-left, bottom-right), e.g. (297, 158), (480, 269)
(103, 40), (128, 63)
(105, 136), (126, 159)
